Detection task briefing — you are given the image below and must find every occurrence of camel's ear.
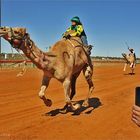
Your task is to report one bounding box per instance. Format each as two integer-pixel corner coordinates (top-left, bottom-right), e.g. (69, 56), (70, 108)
(25, 33), (30, 38)
(20, 28), (26, 35)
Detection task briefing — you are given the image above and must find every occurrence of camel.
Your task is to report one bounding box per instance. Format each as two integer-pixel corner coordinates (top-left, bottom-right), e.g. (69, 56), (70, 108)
(0, 26), (94, 111)
(122, 52), (136, 75)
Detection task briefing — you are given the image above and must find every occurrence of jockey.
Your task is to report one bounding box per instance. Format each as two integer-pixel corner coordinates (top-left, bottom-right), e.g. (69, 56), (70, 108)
(63, 16), (93, 55)
(128, 47), (136, 59)
(128, 47), (136, 68)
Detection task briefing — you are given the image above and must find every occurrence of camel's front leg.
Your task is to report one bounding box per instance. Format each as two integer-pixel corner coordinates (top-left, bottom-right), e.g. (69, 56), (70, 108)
(63, 79), (80, 111)
(82, 65), (94, 107)
(39, 75), (52, 107)
(123, 63), (127, 71)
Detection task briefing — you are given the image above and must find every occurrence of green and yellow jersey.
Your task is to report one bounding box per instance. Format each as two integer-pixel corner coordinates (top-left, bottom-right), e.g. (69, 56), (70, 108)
(65, 24), (86, 37)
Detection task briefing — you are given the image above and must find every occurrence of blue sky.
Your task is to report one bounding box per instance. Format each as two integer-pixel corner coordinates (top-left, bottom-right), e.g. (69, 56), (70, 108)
(1, 0), (140, 57)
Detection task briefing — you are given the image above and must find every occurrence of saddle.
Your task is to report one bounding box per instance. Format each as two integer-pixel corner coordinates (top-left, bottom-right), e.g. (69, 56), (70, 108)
(63, 30), (93, 55)
(64, 36), (93, 56)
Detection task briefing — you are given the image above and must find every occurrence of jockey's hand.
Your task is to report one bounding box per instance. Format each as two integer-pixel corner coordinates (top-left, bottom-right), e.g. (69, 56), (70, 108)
(64, 34), (71, 39)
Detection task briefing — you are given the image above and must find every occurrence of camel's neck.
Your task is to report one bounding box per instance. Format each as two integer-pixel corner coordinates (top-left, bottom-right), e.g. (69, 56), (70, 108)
(20, 39), (48, 69)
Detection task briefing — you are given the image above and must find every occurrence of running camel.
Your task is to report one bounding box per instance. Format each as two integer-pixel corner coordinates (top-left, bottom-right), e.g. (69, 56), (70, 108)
(0, 27), (94, 111)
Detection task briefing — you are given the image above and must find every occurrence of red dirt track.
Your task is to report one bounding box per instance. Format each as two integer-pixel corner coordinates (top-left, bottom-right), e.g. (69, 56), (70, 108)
(0, 64), (140, 140)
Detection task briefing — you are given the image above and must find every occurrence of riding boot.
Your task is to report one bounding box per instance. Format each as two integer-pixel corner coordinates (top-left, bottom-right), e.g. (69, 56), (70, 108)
(84, 45), (93, 55)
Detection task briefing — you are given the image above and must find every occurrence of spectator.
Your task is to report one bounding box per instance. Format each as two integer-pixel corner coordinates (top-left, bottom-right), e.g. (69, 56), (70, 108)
(132, 105), (140, 127)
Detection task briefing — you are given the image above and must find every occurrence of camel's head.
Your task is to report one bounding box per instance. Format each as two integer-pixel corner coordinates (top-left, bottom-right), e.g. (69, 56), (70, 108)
(122, 53), (127, 58)
(0, 26), (27, 48)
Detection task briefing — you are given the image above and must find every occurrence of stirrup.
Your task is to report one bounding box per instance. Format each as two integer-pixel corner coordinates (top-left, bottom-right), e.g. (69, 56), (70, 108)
(88, 45), (93, 50)
(84, 45), (93, 55)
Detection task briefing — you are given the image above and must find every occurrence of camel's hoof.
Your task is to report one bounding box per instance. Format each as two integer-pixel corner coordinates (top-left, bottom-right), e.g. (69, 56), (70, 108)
(59, 108), (67, 114)
(59, 104), (68, 114)
(41, 96), (52, 107)
(45, 99), (52, 107)
(72, 103), (81, 111)
(82, 101), (89, 108)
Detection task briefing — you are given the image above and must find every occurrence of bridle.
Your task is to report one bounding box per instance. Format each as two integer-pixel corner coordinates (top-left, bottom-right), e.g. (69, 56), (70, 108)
(9, 27), (28, 49)
(8, 27), (37, 59)
(2, 28), (31, 77)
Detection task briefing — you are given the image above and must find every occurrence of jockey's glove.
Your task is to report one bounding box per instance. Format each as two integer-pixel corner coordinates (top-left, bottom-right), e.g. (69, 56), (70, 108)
(64, 34), (71, 39)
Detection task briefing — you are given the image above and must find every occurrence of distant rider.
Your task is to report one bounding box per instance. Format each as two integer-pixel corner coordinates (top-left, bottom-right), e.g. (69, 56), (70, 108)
(128, 47), (136, 68)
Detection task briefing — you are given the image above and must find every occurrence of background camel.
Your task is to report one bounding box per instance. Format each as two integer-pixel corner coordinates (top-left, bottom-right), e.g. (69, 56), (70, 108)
(122, 52), (136, 74)
(0, 26), (94, 111)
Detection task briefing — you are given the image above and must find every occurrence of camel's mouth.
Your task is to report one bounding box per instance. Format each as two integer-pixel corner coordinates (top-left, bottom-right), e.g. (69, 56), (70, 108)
(0, 26), (27, 49)
(0, 32), (7, 37)
(0, 33), (6, 37)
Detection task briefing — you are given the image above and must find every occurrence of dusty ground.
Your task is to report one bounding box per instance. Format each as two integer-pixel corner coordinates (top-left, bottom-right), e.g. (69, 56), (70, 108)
(0, 63), (140, 140)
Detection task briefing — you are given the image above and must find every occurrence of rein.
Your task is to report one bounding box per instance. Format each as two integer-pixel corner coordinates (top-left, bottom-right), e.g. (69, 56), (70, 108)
(70, 38), (85, 46)
(8, 28), (37, 76)
(66, 38), (91, 66)
(9, 28), (37, 58)
(67, 38), (90, 58)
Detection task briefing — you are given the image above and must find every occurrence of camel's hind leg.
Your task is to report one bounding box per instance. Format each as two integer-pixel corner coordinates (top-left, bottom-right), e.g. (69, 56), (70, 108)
(131, 63), (135, 75)
(38, 75), (52, 107)
(60, 72), (81, 113)
(63, 78), (80, 111)
(70, 72), (81, 100)
(131, 68), (134, 75)
(82, 65), (94, 107)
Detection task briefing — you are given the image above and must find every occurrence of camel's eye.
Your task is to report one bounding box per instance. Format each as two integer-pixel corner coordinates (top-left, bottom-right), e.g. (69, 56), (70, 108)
(1, 27), (4, 29)
(14, 31), (18, 34)
(0, 27), (5, 30)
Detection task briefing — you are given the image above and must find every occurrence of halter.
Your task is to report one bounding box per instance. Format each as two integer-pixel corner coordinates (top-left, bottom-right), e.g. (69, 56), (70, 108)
(9, 28), (37, 57)
(9, 27), (28, 49)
